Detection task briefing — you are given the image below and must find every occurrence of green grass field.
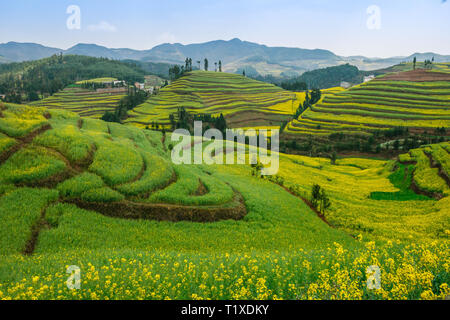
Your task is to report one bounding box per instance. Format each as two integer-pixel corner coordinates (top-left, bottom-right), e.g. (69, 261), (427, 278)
(126, 71), (304, 129)
(284, 69), (450, 138)
(0, 103), (448, 300)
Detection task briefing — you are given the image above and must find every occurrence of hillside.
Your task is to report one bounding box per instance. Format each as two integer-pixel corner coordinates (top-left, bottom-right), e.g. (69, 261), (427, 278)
(0, 55), (146, 103)
(0, 42), (61, 62)
(126, 71), (304, 129)
(283, 68), (450, 151)
(0, 102), (449, 299)
(31, 86), (127, 119)
(281, 64), (387, 90)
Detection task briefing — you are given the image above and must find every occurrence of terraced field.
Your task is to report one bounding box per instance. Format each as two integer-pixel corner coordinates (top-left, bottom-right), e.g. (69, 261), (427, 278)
(284, 69), (450, 138)
(75, 77), (118, 85)
(126, 71), (303, 129)
(398, 142), (450, 198)
(0, 102), (448, 300)
(31, 87), (126, 118)
(0, 103), (245, 224)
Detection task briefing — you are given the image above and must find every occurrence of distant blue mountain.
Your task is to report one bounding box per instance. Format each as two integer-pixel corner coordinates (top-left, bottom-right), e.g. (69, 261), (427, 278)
(1, 39), (449, 75)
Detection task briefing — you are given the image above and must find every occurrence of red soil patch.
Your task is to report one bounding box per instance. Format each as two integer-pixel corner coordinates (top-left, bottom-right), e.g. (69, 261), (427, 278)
(377, 69), (450, 82)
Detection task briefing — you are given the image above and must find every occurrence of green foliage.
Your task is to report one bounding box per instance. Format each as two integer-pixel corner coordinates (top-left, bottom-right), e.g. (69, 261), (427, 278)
(284, 64), (365, 89)
(89, 138), (143, 186)
(0, 104), (48, 137)
(116, 152), (174, 196)
(0, 132), (15, 153)
(370, 164), (431, 201)
(0, 188), (58, 254)
(411, 149), (448, 194)
(57, 173), (105, 198)
(0, 146), (66, 184)
(148, 166), (234, 206)
(34, 124), (93, 163)
(0, 55), (146, 101)
(81, 118), (109, 133)
(310, 184), (331, 214)
(80, 187), (125, 203)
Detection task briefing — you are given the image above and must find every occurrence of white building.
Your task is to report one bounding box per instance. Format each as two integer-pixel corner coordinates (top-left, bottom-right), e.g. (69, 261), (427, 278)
(340, 81), (352, 89)
(364, 75), (375, 83)
(113, 80), (126, 86)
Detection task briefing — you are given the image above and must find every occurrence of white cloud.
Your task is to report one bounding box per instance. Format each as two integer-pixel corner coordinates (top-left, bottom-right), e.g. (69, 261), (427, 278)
(156, 32), (177, 44)
(87, 21), (117, 32)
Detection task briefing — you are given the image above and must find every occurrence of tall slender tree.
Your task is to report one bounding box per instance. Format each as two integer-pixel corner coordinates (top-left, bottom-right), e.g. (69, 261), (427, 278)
(219, 60), (222, 72)
(204, 58), (209, 71)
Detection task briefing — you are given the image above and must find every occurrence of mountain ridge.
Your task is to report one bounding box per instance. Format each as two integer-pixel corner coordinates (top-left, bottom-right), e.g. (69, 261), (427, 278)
(1, 39), (449, 76)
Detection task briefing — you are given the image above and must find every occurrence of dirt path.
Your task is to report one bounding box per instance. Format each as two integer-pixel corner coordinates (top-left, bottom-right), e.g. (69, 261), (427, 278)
(0, 124), (52, 166)
(22, 201), (59, 256)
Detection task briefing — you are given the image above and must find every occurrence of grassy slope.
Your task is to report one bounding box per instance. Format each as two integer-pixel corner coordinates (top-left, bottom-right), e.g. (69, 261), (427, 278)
(126, 71), (304, 129)
(285, 68), (450, 137)
(0, 103), (448, 300)
(31, 87), (126, 119)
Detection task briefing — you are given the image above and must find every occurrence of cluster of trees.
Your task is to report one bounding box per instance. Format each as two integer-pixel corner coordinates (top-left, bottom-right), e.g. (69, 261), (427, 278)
(280, 80), (307, 91)
(280, 64), (369, 90)
(310, 184), (331, 215)
(168, 58), (194, 80)
(293, 89), (321, 118)
(413, 56), (435, 70)
(168, 58), (224, 80)
(202, 59), (223, 72)
(0, 54), (146, 103)
(168, 107), (227, 135)
(424, 58), (434, 69)
(101, 86), (149, 123)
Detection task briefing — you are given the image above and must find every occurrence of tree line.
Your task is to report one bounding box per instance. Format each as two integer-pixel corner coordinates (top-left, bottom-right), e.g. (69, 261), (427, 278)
(168, 107), (227, 135)
(168, 58), (224, 80)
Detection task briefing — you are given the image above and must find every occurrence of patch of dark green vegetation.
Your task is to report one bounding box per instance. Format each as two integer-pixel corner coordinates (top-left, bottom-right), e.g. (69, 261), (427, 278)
(370, 163), (432, 201)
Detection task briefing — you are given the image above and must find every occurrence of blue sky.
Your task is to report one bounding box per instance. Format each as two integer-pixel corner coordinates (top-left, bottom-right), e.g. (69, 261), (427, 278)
(1, 0), (449, 57)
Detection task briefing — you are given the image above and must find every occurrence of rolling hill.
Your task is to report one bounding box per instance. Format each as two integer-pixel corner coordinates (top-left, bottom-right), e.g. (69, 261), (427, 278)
(31, 86), (127, 119)
(0, 102), (448, 299)
(0, 55), (147, 104)
(284, 68), (450, 140)
(126, 71), (304, 129)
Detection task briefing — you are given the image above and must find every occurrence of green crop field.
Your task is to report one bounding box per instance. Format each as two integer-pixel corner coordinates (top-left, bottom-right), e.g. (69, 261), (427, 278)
(0, 102), (448, 300)
(126, 71), (304, 129)
(284, 69), (450, 138)
(31, 86), (126, 119)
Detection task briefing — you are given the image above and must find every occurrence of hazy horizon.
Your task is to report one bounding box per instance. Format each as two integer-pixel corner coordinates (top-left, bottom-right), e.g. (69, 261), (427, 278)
(1, 0), (450, 58)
